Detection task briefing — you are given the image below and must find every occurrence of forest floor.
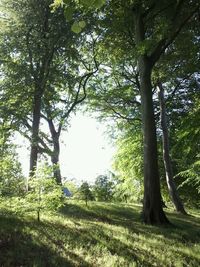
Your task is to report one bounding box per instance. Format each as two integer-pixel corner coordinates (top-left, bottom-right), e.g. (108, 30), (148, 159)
(0, 201), (200, 267)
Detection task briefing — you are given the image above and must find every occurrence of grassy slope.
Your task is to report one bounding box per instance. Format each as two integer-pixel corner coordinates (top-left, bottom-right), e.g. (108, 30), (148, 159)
(0, 201), (200, 267)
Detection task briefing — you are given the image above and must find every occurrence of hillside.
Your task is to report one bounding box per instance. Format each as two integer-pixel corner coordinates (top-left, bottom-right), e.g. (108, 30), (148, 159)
(0, 202), (200, 267)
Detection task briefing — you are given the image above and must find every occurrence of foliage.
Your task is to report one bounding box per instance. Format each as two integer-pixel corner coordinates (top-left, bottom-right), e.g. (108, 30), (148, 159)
(177, 160), (200, 201)
(77, 181), (94, 206)
(93, 174), (114, 202)
(26, 164), (64, 221)
(0, 137), (25, 197)
(87, 62), (141, 124)
(0, 154), (24, 197)
(172, 97), (200, 167)
(112, 129), (143, 203)
(52, 0), (106, 33)
(170, 97), (200, 206)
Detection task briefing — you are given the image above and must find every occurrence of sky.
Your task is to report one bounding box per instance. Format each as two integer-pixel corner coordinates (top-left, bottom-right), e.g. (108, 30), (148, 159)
(16, 113), (115, 184)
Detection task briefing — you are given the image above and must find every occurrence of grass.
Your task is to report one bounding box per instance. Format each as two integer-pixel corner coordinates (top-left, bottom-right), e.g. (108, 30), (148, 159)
(0, 201), (200, 267)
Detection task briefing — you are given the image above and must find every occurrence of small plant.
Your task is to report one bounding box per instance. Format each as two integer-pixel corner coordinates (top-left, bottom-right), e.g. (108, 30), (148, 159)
(26, 164), (63, 221)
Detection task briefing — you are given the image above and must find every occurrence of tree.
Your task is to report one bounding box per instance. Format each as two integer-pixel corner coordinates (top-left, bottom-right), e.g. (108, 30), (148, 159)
(152, 20), (200, 209)
(0, 0), (99, 185)
(78, 182), (93, 206)
(93, 174), (114, 202)
(158, 82), (187, 214)
(123, 0), (199, 224)
(0, 0), (81, 178)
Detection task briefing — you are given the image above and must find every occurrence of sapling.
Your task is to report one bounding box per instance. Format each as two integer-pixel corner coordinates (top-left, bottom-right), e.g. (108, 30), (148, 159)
(26, 164), (63, 221)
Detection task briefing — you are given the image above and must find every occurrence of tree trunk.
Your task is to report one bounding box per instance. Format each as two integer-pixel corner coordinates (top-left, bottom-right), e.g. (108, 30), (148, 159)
(27, 6), (55, 186)
(158, 82), (187, 214)
(139, 58), (169, 224)
(134, 9), (169, 224)
(51, 138), (62, 184)
(48, 119), (62, 184)
(29, 90), (42, 176)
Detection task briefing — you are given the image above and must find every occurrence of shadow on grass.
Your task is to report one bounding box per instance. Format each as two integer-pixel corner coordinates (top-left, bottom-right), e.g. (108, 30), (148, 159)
(55, 203), (200, 266)
(60, 202), (140, 226)
(28, 213), (155, 267)
(0, 206), (157, 267)
(0, 215), (91, 267)
(60, 202), (200, 244)
(1, 203), (200, 267)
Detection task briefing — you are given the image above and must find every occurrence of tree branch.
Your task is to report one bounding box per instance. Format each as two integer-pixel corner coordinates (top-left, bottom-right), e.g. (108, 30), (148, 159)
(150, 5), (199, 65)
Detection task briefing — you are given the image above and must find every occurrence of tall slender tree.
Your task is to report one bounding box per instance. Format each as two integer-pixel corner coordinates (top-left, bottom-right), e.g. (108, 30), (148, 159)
(158, 81), (187, 214)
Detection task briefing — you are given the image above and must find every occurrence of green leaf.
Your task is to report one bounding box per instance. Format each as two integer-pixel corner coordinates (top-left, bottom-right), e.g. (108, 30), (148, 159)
(71, 21), (82, 34)
(71, 20), (86, 34)
(78, 20), (86, 29)
(50, 0), (63, 11)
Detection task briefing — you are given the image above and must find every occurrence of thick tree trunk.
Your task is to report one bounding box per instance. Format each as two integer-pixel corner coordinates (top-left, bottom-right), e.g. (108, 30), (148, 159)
(158, 82), (187, 214)
(134, 9), (169, 224)
(139, 58), (169, 224)
(29, 90), (42, 176)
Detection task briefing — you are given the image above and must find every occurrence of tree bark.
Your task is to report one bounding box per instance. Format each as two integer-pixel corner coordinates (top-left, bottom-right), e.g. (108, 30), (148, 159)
(48, 119), (62, 184)
(158, 82), (187, 214)
(134, 9), (169, 224)
(29, 89), (42, 177)
(139, 59), (169, 224)
(51, 138), (62, 184)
